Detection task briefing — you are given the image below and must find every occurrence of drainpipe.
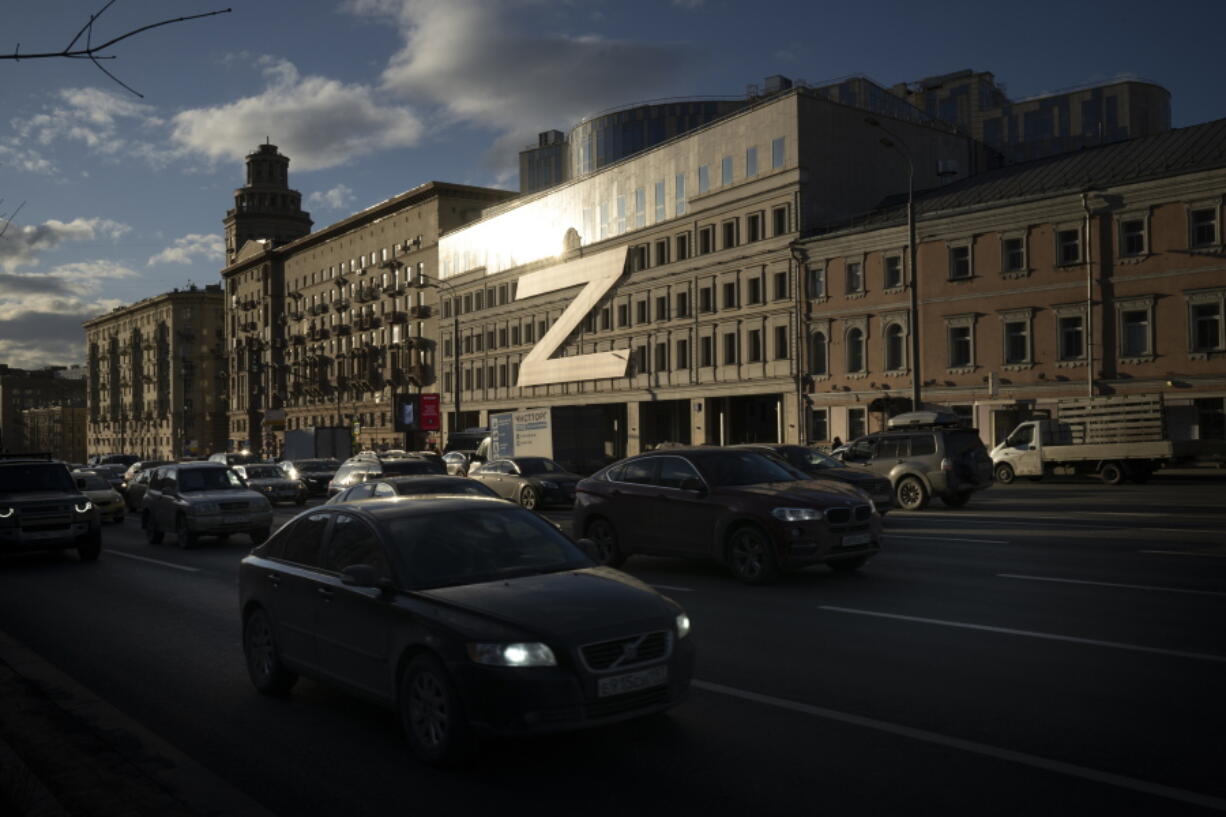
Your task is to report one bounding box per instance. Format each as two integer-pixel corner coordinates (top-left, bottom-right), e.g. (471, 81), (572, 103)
(1082, 192), (1095, 399)
(790, 244), (808, 445)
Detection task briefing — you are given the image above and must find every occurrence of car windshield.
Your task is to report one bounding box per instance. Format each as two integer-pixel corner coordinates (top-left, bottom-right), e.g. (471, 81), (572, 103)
(383, 459), (446, 475)
(516, 458), (564, 476)
(386, 506), (588, 589)
(243, 466), (283, 480)
(295, 460), (339, 471)
(692, 451), (798, 487)
(792, 447), (844, 469)
(395, 480), (499, 498)
(178, 468), (245, 492)
(77, 475), (112, 491)
(0, 463), (76, 494)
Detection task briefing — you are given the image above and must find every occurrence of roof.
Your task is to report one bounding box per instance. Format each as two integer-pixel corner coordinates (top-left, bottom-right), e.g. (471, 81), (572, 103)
(816, 118), (1226, 235)
(325, 495), (513, 520)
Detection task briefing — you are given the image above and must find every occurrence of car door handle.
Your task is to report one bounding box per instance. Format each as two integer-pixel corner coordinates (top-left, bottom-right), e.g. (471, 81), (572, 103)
(317, 587), (333, 599)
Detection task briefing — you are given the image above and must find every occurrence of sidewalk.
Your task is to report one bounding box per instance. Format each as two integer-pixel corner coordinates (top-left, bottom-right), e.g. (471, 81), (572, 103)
(0, 630), (273, 817)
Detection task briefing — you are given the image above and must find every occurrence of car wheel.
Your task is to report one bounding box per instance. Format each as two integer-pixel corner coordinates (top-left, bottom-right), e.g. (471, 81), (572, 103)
(895, 476), (928, 511)
(941, 492), (971, 508)
(176, 515), (196, 549)
(828, 555), (868, 573)
(243, 608), (297, 696)
(519, 485), (540, 510)
(144, 513), (164, 545)
(400, 654), (473, 765)
(994, 463), (1015, 485)
(250, 527), (271, 545)
(726, 525), (780, 585)
(1100, 461), (1125, 486)
(585, 517), (626, 567)
(77, 530), (101, 562)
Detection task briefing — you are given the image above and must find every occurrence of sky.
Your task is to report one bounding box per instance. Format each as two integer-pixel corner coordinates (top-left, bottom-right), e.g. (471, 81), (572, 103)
(1, 0), (1223, 371)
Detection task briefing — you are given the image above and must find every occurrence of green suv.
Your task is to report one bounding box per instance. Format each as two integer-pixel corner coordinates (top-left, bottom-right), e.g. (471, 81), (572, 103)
(0, 454), (102, 561)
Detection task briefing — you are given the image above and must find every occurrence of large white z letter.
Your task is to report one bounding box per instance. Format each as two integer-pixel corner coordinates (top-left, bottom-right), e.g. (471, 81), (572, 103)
(514, 247), (628, 387)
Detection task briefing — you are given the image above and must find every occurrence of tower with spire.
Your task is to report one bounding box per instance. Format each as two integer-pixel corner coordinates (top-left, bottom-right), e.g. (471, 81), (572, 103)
(222, 141), (312, 264)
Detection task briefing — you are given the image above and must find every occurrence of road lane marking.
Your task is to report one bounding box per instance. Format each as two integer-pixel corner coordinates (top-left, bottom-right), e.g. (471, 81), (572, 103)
(104, 550), (201, 572)
(1139, 549), (1226, 558)
(818, 606), (1226, 664)
(998, 573), (1226, 598)
(691, 679), (1226, 813)
(649, 584), (695, 592)
(883, 534), (1010, 545)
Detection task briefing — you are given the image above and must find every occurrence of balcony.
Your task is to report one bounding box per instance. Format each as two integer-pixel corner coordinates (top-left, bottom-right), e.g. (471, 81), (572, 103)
(309, 328), (330, 341)
(409, 305), (432, 319)
(241, 321), (259, 333)
(334, 300), (351, 312)
(288, 311), (304, 321)
(384, 284), (406, 297)
(386, 311), (407, 324)
(355, 286), (380, 303)
(334, 324), (352, 336)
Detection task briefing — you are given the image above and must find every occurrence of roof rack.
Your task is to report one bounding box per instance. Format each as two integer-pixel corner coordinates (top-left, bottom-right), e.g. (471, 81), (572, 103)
(886, 410), (964, 429)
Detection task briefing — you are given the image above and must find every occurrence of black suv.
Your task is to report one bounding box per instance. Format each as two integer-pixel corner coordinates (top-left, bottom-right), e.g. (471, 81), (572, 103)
(0, 454), (102, 561)
(837, 411), (994, 510)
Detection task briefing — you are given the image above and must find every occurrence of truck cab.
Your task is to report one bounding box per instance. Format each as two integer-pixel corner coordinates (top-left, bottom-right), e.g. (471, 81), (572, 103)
(989, 420), (1046, 482)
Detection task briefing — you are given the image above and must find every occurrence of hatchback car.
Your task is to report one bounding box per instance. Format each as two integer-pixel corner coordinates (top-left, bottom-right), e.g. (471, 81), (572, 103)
(837, 411), (994, 510)
(574, 447), (881, 584)
(142, 463), (274, 547)
(238, 496), (693, 763)
(327, 475), (501, 504)
(467, 457), (580, 509)
(732, 444), (895, 513)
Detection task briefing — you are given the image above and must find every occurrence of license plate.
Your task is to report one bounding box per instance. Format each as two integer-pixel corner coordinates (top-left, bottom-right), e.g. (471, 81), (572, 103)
(597, 665), (668, 698)
(842, 532), (873, 547)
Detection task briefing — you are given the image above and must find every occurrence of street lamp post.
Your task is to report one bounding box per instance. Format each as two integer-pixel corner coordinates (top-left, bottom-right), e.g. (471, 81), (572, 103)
(866, 117), (921, 413)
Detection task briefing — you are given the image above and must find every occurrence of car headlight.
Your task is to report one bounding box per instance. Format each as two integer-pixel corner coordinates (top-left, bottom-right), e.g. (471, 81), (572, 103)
(467, 642), (557, 667)
(771, 507), (822, 522)
(676, 613), (691, 639)
(191, 501), (220, 515)
(286, 468), (299, 480)
(74, 501), (93, 514)
(539, 480), (557, 489)
(0, 507), (14, 519)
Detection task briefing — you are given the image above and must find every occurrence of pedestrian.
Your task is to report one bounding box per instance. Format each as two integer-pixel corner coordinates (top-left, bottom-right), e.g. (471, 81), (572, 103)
(831, 436), (843, 448)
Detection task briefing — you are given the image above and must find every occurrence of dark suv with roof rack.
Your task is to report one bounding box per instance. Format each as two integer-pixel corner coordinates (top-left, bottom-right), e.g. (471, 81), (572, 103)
(0, 453), (101, 561)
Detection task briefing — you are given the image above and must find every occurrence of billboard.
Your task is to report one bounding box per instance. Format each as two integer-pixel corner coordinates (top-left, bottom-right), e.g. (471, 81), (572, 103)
(394, 394), (441, 432)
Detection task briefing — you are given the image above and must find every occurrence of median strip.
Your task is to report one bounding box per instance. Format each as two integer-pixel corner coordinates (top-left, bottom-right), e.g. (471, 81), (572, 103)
(818, 605), (1226, 664)
(103, 550), (200, 572)
(692, 679), (1226, 813)
(998, 573), (1226, 597)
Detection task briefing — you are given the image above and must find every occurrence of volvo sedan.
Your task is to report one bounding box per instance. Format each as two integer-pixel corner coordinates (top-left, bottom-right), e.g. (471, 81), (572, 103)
(238, 497), (694, 764)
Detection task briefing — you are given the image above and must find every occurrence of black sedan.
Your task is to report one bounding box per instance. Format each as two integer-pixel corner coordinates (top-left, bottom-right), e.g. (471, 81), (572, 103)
(732, 443), (896, 513)
(238, 497), (693, 764)
(278, 459), (341, 497)
(326, 475), (502, 503)
(466, 457), (581, 509)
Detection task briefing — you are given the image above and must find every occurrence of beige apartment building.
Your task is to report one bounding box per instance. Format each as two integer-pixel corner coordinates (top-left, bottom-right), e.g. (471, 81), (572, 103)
(220, 143), (515, 455)
(795, 118), (1226, 445)
(21, 406), (86, 463)
(83, 285), (228, 459)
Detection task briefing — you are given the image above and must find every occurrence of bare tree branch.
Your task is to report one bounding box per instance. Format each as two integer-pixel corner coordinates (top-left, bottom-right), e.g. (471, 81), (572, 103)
(2, 2), (232, 97)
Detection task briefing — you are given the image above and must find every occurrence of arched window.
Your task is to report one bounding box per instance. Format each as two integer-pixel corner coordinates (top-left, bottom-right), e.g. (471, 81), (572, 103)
(810, 331), (827, 375)
(846, 328), (865, 372)
(885, 323), (905, 371)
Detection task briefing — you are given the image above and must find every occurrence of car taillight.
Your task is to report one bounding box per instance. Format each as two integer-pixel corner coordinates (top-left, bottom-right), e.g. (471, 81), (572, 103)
(941, 457), (954, 471)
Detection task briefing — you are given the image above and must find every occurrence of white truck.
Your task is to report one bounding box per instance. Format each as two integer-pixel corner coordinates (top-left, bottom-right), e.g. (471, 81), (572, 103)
(990, 393), (1225, 485)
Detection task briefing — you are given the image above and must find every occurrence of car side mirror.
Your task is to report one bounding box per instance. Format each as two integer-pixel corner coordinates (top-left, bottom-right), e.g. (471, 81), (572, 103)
(680, 477), (707, 495)
(575, 538), (600, 563)
(341, 564), (394, 593)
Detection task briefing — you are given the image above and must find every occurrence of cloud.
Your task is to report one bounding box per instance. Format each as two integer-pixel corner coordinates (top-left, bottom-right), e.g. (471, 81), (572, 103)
(0, 143), (54, 174)
(307, 184), (357, 211)
(169, 58), (424, 172)
(0, 265), (131, 369)
(0, 217), (131, 273)
(11, 87), (161, 161)
(346, 0), (698, 179)
(147, 233), (225, 266)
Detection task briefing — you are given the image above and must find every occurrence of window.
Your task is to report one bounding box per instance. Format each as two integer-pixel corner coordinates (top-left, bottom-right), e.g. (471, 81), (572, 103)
(747, 277), (763, 305)
(809, 331), (828, 375)
(675, 174), (686, 216)
(721, 156), (733, 186)
(1003, 320), (1030, 364)
(654, 239), (670, 266)
(653, 295), (669, 322)
(698, 165), (710, 194)
(747, 212), (763, 242)
(655, 342), (669, 372)
(747, 329), (763, 362)
(700, 336), (713, 367)
(1120, 308), (1151, 358)
(847, 407), (866, 440)
(698, 226), (715, 255)
(1196, 397), (1226, 440)
(773, 271), (788, 300)
(722, 220), (738, 249)
(524, 321), (536, 343)
(1057, 228), (1082, 265)
(676, 291), (690, 318)
(884, 323), (905, 371)
(772, 205), (789, 236)
(280, 513), (330, 565)
(699, 287), (714, 313)
(635, 187), (646, 229)
(774, 325), (789, 360)
(635, 300), (648, 324)
(746, 146), (758, 178)
(512, 325), (521, 345)
(676, 338), (690, 369)
(1120, 218), (1147, 256)
(1002, 236), (1026, 273)
(884, 255), (903, 289)
(845, 261), (864, 294)
(723, 281), (739, 309)
(654, 181), (665, 222)
(617, 304), (629, 327)
(475, 368), (484, 389)
(846, 328), (865, 373)
(630, 244), (648, 271)
(810, 408), (828, 442)
(676, 232), (690, 261)
(320, 515), (388, 576)
(723, 332), (739, 364)
(771, 137), (785, 169)
(1191, 301), (1223, 352)
(807, 266), (826, 298)
(946, 315), (976, 368)
(949, 245), (972, 279)
(633, 345), (648, 374)
(1190, 207), (1219, 247)
(1058, 315), (1084, 360)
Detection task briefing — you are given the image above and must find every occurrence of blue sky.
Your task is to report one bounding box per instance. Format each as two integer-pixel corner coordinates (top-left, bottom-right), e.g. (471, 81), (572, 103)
(2, 0), (1223, 369)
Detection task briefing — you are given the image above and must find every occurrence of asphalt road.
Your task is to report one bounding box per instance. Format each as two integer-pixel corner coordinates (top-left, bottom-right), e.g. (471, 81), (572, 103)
(1, 476), (1223, 816)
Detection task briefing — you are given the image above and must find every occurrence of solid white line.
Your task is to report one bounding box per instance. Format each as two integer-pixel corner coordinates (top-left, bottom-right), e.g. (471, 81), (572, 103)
(649, 584), (694, 593)
(998, 573), (1226, 598)
(691, 679), (1226, 812)
(883, 534), (1010, 545)
(104, 550), (201, 572)
(818, 605), (1226, 664)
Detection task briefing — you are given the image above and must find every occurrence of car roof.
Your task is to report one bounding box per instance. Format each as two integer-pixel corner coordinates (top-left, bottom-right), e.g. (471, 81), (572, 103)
(173, 462), (231, 470)
(317, 494), (512, 520)
(377, 474), (474, 484)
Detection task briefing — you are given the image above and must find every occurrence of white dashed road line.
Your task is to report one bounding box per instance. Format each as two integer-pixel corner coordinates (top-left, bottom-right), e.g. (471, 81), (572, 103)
(998, 573), (1226, 597)
(883, 534), (1010, 545)
(104, 550), (201, 572)
(692, 679), (1226, 813)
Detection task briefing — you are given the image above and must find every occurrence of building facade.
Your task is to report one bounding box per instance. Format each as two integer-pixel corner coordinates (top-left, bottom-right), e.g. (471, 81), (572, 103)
(795, 119), (1226, 445)
(21, 406), (86, 463)
(83, 286), (228, 459)
(0, 366), (86, 454)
